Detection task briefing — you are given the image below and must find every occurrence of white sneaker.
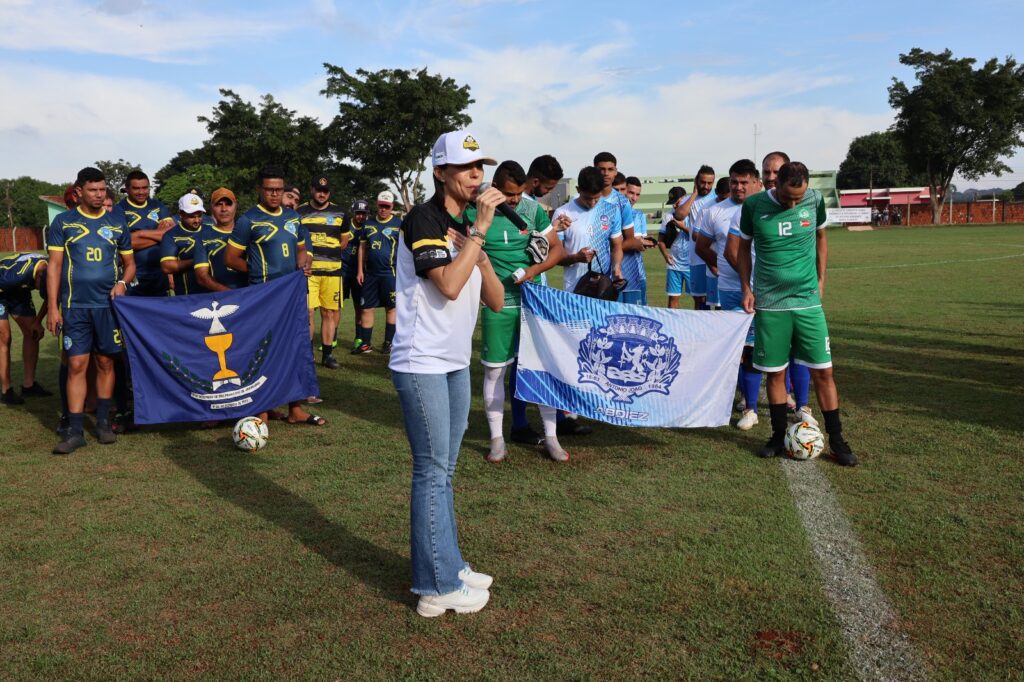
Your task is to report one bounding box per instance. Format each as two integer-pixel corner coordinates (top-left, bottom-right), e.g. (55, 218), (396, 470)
(459, 565), (493, 590)
(792, 405), (817, 425)
(416, 585), (490, 617)
(736, 409), (759, 431)
(486, 438), (507, 463)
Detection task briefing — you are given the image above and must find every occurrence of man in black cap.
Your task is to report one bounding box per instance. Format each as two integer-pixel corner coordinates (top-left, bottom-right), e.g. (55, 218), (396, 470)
(298, 175), (349, 369)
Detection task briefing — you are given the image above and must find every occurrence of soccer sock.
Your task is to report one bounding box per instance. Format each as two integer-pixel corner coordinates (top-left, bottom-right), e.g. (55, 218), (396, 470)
(482, 366), (506, 440)
(822, 408), (843, 440)
(790, 363), (811, 407)
(58, 363), (68, 415)
(384, 323), (396, 344)
(353, 318), (361, 343)
(69, 412), (84, 437)
(321, 344), (333, 360)
(96, 398), (112, 428)
(769, 403), (788, 443)
(539, 405), (558, 438)
(740, 365), (762, 411)
(359, 326), (373, 347)
(508, 359), (529, 430)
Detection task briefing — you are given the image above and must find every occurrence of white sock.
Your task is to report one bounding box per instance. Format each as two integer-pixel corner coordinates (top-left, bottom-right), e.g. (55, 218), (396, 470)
(539, 405), (558, 438)
(482, 365), (507, 440)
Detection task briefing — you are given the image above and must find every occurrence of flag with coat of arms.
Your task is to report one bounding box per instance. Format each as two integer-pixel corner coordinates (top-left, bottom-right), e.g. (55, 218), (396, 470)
(113, 271), (318, 424)
(515, 284), (751, 428)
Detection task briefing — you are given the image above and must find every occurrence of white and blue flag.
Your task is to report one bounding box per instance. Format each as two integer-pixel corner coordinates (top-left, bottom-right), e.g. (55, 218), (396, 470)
(515, 283), (751, 428)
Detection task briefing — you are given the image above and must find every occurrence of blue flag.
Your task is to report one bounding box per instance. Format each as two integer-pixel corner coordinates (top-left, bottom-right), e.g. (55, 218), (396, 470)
(516, 283), (751, 428)
(113, 271), (318, 424)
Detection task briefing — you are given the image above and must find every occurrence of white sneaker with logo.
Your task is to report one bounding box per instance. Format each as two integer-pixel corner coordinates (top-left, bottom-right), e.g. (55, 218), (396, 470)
(416, 585), (490, 617)
(736, 409), (759, 431)
(459, 565), (493, 590)
(792, 405), (817, 425)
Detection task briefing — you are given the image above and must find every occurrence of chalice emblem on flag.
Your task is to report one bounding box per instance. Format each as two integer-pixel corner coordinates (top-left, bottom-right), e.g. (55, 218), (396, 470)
(190, 301), (242, 390)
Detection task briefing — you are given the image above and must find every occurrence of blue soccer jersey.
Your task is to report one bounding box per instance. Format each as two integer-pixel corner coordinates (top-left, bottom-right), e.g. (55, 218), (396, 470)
(686, 193), (719, 267)
(192, 224), (248, 290)
(228, 205), (307, 284)
(553, 195), (623, 292)
(620, 207), (648, 292)
(159, 220), (204, 295)
(0, 253), (46, 293)
(112, 197), (171, 292)
(361, 214), (402, 276)
(47, 207), (133, 309)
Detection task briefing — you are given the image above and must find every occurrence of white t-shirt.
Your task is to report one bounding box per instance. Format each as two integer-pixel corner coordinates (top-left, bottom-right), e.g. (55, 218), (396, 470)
(388, 200), (482, 374)
(687, 193), (719, 267)
(697, 198), (745, 291)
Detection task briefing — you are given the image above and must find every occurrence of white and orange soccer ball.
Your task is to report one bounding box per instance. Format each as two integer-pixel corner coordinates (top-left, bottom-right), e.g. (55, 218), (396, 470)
(232, 416), (269, 453)
(785, 421), (825, 460)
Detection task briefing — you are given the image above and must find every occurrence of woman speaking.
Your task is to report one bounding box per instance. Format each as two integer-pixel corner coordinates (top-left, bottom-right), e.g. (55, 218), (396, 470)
(389, 130), (505, 617)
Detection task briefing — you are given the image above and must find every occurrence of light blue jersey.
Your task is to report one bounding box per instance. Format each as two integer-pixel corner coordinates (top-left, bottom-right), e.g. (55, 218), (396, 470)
(697, 198), (744, 291)
(620, 207), (647, 292)
(687, 193), (719, 267)
(553, 196), (623, 292)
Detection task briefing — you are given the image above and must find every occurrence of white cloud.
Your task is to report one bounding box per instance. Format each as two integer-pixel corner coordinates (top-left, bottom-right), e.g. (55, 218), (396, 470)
(0, 0), (285, 62)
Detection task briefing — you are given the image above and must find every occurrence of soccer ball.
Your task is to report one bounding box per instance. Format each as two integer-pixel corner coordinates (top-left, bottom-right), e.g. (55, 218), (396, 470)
(232, 416), (269, 453)
(785, 421), (824, 460)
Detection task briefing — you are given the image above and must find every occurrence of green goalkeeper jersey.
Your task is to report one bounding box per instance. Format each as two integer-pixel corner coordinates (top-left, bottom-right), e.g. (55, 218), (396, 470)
(738, 189), (827, 311)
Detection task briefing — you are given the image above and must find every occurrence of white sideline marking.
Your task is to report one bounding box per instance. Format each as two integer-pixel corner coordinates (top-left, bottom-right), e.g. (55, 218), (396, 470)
(831, 252), (1024, 272)
(782, 460), (927, 681)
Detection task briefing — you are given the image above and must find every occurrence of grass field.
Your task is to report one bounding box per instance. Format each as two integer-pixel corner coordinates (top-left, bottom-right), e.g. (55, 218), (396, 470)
(1, 224), (1022, 680)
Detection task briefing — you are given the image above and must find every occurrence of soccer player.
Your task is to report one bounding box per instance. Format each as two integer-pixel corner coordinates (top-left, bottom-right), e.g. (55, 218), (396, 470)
(283, 186), (301, 210)
(676, 166), (717, 309)
(715, 176), (731, 201)
(342, 196), (369, 353)
(193, 188), (248, 292)
(112, 170), (172, 297)
(298, 175), (350, 368)
(694, 159), (762, 431)
(621, 176), (653, 305)
(522, 154), (563, 205)
(556, 166), (624, 294)
(658, 186), (689, 309)
(469, 160), (567, 463)
(357, 193), (402, 354)
(159, 193), (207, 296)
(47, 167), (136, 454)
(0, 252), (50, 404)
(225, 166), (324, 427)
(593, 152), (638, 251)
(730, 161), (857, 466)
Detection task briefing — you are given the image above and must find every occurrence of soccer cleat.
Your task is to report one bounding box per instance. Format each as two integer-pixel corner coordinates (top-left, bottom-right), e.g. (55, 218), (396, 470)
(510, 426), (544, 446)
(351, 344), (373, 355)
(20, 382), (53, 398)
(486, 438), (507, 463)
(416, 585), (490, 617)
(95, 425), (117, 445)
(758, 436), (786, 458)
(322, 355), (340, 369)
(111, 410), (137, 434)
(1, 388), (25, 405)
(791, 405), (817, 425)
(381, 341), (393, 355)
(556, 417), (592, 436)
(829, 437), (858, 467)
(458, 565), (494, 590)
(736, 409), (759, 431)
(53, 433), (87, 455)
(544, 438), (569, 462)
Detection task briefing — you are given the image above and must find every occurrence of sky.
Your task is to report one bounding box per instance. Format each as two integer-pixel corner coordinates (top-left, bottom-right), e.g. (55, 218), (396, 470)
(1, 0), (1022, 190)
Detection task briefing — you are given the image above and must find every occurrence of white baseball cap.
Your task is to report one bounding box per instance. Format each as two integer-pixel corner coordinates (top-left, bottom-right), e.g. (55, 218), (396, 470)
(178, 193), (205, 214)
(377, 190), (395, 204)
(431, 130), (497, 168)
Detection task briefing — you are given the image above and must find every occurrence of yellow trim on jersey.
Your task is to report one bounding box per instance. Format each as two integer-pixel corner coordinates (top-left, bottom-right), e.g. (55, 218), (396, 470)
(48, 246), (63, 252)
(212, 225), (233, 234)
(257, 204), (283, 217)
(118, 249), (134, 255)
(194, 263), (210, 269)
(411, 238), (448, 250)
(126, 198), (148, 209)
(160, 256), (177, 262)
(227, 239), (245, 250)
(76, 206), (104, 220)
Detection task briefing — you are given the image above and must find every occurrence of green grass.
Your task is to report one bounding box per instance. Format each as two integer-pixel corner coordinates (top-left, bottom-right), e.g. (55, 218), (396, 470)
(1, 224), (1021, 679)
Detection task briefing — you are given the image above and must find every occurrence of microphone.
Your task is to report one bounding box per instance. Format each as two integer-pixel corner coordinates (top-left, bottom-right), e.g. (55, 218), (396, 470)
(496, 201), (529, 231)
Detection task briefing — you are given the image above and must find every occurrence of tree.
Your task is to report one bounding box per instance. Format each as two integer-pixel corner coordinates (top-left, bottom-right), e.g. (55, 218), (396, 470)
(836, 131), (927, 189)
(2, 176), (66, 228)
(321, 66), (473, 209)
(95, 158), (139, 197)
(155, 165), (237, 208)
(1013, 182), (1024, 201)
(889, 48), (1024, 223)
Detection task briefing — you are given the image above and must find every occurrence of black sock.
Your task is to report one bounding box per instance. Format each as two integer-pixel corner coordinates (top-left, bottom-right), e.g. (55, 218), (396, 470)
(321, 344), (333, 360)
(769, 403), (788, 443)
(96, 398), (112, 427)
(384, 322), (396, 344)
(822, 408), (843, 440)
(353, 316), (362, 341)
(59, 363), (69, 415)
(69, 412), (84, 437)
(360, 326), (373, 347)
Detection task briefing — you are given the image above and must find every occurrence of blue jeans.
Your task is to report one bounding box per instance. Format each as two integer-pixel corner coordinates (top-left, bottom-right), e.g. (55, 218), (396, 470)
(392, 368), (471, 596)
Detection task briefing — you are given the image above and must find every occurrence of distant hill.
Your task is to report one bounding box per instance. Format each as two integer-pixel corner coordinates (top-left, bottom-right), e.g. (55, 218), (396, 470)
(953, 187), (1011, 201)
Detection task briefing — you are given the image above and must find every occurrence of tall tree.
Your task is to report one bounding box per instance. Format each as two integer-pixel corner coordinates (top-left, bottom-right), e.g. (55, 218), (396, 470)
(2, 176), (65, 228)
(155, 165), (237, 209)
(94, 159), (139, 197)
(321, 66), (473, 209)
(1013, 181), (1024, 201)
(836, 131), (927, 189)
(889, 48), (1024, 223)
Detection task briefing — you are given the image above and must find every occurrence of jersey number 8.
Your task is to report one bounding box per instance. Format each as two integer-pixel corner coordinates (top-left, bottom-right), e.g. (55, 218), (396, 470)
(281, 243), (290, 258)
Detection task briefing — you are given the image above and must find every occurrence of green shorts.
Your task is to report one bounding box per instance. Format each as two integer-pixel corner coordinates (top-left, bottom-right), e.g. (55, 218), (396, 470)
(753, 307), (832, 372)
(480, 305), (520, 367)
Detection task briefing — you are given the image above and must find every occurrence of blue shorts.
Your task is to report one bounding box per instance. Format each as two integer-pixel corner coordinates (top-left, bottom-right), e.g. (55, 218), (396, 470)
(706, 274), (719, 307)
(61, 307), (123, 357)
(360, 272), (396, 309)
(718, 289), (756, 346)
(618, 284), (647, 306)
(666, 269), (689, 296)
(690, 264), (707, 296)
(0, 291), (35, 320)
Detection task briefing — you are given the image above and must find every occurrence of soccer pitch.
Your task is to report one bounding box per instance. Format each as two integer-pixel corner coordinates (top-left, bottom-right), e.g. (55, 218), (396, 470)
(1, 224), (1022, 679)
